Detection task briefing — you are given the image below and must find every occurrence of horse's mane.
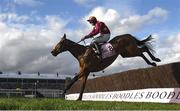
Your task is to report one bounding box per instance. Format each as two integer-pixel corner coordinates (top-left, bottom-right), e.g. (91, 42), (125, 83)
(66, 39), (86, 50)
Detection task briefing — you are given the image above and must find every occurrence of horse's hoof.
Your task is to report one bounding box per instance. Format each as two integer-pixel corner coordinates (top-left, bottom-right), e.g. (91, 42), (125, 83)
(151, 62), (157, 67)
(76, 97), (82, 101)
(154, 58), (161, 62)
(76, 99), (82, 101)
(62, 90), (66, 94)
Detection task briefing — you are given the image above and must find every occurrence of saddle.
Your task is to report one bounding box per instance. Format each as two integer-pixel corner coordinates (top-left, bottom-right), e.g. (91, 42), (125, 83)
(91, 42), (116, 59)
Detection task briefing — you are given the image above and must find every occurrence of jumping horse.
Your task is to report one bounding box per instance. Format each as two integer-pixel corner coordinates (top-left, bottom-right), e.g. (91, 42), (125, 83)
(51, 34), (161, 100)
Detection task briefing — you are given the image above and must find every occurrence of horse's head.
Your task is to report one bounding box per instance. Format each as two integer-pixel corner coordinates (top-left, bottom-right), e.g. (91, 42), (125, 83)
(51, 34), (68, 56)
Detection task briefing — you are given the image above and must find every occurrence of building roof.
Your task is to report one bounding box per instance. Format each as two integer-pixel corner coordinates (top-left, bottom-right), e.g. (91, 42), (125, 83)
(0, 73), (72, 80)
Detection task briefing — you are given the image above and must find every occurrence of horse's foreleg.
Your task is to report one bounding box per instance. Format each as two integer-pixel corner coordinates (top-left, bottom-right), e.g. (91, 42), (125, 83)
(143, 46), (161, 62)
(140, 54), (157, 66)
(77, 74), (88, 101)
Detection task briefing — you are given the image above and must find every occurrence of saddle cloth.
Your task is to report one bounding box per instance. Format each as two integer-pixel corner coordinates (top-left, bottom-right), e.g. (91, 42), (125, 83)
(100, 43), (116, 59)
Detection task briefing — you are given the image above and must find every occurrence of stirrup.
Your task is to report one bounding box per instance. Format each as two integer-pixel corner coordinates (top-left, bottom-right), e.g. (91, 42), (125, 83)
(92, 47), (100, 54)
(96, 55), (102, 60)
(95, 50), (100, 54)
(96, 53), (102, 60)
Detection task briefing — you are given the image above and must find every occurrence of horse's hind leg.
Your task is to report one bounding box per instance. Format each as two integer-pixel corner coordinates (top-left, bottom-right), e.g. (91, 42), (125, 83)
(140, 54), (157, 66)
(63, 74), (80, 94)
(142, 46), (161, 62)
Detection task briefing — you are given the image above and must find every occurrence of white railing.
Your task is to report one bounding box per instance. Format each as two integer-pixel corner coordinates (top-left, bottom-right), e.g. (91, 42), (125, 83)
(0, 89), (64, 98)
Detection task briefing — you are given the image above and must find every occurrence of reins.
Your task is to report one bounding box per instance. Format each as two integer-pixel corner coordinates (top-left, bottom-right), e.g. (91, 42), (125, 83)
(77, 40), (86, 45)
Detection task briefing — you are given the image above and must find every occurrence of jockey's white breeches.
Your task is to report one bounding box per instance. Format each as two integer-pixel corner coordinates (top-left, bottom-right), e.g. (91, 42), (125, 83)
(91, 34), (110, 44)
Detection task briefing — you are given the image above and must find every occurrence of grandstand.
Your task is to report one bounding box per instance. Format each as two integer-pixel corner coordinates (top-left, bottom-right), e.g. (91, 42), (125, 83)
(0, 72), (71, 98)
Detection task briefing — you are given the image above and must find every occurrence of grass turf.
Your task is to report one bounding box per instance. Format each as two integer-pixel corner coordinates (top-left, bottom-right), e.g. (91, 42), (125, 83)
(0, 98), (179, 110)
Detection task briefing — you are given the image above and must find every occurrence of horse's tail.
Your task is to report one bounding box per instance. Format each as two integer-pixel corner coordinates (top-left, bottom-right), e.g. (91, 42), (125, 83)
(134, 35), (155, 53)
(134, 35), (153, 46)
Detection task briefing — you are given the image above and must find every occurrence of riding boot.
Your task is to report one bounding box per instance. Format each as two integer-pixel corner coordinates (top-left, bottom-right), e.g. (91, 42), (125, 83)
(94, 43), (100, 54)
(94, 43), (102, 60)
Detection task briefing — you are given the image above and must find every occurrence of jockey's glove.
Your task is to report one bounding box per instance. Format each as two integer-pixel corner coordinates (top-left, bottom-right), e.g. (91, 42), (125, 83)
(81, 35), (90, 41)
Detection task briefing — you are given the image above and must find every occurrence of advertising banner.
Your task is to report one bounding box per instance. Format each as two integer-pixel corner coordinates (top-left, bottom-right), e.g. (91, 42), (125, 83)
(66, 88), (180, 103)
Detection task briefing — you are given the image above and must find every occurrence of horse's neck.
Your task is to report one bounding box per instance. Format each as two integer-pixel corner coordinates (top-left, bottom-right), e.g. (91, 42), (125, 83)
(67, 40), (86, 60)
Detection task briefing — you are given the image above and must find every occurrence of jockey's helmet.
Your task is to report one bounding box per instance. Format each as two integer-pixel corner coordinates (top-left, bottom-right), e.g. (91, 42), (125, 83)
(87, 16), (97, 23)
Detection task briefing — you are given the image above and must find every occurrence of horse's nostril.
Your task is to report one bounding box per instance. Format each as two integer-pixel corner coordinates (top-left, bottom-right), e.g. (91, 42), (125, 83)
(51, 51), (57, 56)
(51, 51), (54, 55)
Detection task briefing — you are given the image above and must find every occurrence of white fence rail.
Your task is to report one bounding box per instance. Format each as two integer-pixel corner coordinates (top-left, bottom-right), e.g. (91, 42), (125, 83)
(0, 89), (64, 98)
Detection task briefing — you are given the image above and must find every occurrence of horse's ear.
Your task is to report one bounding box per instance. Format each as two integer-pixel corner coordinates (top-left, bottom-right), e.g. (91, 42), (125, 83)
(63, 33), (66, 39)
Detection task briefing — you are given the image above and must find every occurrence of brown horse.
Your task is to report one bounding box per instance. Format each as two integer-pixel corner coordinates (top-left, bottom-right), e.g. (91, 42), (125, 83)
(51, 33), (161, 100)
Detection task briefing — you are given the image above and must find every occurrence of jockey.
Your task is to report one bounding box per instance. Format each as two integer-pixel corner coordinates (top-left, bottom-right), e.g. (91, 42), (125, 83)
(81, 16), (111, 57)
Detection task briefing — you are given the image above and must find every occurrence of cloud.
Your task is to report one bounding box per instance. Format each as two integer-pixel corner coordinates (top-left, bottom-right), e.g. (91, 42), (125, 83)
(0, 14), (75, 74)
(156, 33), (180, 64)
(73, 0), (97, 8)
(0, 13), (29, 23)
(45, 16), (69, 33)
(83, 7), (120, 28)
(13, 0), (43, 7)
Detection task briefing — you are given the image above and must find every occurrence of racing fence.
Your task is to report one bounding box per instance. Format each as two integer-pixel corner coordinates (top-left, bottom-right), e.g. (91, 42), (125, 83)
(65, 62), (180, 103)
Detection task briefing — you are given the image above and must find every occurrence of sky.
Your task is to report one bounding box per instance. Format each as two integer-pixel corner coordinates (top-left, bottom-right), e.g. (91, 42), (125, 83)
(0, 0), (180, 77)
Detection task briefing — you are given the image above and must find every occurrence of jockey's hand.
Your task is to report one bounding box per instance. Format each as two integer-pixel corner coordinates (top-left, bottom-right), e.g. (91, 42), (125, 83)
(81, 37), (85, 41)
(81, 35), (88, 41)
